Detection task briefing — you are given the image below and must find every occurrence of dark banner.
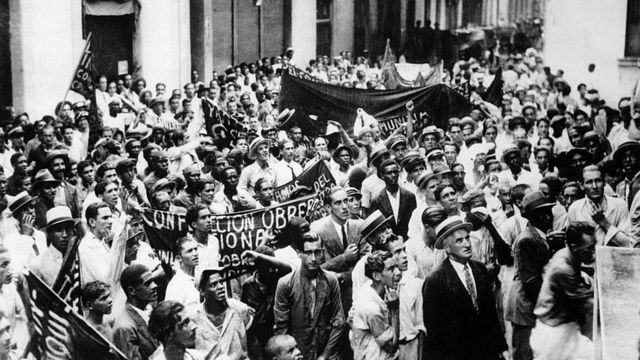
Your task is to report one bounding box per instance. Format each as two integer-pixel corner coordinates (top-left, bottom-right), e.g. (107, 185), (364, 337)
(273, 160), (336, 203)
(70, 36), (97, 99)
(25, 271), (126, 360)
(212, 194), (324, 277)
(141, 209), (189, 266)
(52, 237), (83, 315)
(279, 66), (472, 136)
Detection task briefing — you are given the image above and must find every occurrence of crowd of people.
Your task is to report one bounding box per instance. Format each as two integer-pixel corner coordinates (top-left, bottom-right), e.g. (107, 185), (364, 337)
(0, 44), (634, 360)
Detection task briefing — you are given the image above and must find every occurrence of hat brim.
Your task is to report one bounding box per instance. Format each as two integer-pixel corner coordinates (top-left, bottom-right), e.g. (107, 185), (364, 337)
(361, 215), (394, 241)
(522, 202), (555, 217)
(32, 179), (61, 189)
(154, 182), (176, 194)
(368, 150), (391, 167)
(9, 197), (37, 214)
(501, 148), (521, 162)
(613, 143), (640, 165)
(435, 222), (473, 249)
(249, 139), (270, 160)
(332, 145), (353, 162)
(41, 218), (80, 231)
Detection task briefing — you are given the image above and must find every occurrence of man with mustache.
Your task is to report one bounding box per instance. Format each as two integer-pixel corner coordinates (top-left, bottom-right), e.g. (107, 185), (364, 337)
(45, 150), (81, 218)
(422, 215), (507, 360)
(114, 264), (160, 360)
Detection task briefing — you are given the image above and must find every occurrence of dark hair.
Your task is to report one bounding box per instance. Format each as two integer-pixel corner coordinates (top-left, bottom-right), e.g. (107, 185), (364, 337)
(562, 181), (583, 196)
(82, 281), (110, 307)
(186, 203), (210, 227)
(255, 177), (272, 193)
(565, 221), (595, 247)
(77, 160), (93, 175)
(10, 152), (24, 167)
(94, 179), (114, 196)
(434, 184), (456, 202)
(511, 184), (531, 204)
(372, 234), (400, 252)
(442, 141), (460, 153)
(540, 174), (563, 198)
(482, 124), (498, 136)
(96, 163), (115, 179)
(85, 201), (109, 222)
(364, 250), (392, 280)
(378, 159), (399, 174)
(173, 236), (195, 257)
(294, 232), (321, 252)
(120, 264), (149, 297)
(148, 300), (185, 345)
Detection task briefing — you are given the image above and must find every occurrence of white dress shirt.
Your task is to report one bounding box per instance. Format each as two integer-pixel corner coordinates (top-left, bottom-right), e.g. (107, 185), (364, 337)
(386, 189), (400, 222)
(449, 258), (477, 297)
(78, 232), (112, 286)
(165, 267), (200, 306)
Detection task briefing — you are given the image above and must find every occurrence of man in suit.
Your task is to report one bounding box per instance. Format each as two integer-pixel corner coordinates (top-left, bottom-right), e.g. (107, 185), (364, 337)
(113, 264), (159, 360)
(505, 191), (554, 360)
(310, 187), (365, 314)
(422, 216), (508, 360)
(274, 232), (345, 360)
(370, 159), (417, 240)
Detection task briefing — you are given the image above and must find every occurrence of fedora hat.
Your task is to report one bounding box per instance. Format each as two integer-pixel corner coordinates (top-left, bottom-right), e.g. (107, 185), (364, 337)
(42, 206), (80, 231)
(45, 150), (69, 166)
(151, 178), (176, 194)
(332, 144), (353, 163)
(521, 191), (554, 217)
(460, 117), (478, 133)
(501, 144), (521, 163)
(149, 97), (165, 108)
(418, 126), (441, 145)
(248, 137), (270, 160)
(360, 210), (393, 241)
(32, 169), (61, 189)
(613, 140), (640, 165)
(434, 215), (473, 249)
(7, 191), (37, 214)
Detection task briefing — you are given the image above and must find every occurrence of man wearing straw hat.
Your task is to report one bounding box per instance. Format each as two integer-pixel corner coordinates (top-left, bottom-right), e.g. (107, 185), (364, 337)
(32, 169), (61, 229)
(4, 191), (46, 270)
(238, 137), (275, 195)
(30, 206), (80, 286)
(422, 215), (507, 360)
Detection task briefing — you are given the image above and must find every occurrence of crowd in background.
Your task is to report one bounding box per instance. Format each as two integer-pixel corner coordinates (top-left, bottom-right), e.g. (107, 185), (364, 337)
(0, 43), (634, 360)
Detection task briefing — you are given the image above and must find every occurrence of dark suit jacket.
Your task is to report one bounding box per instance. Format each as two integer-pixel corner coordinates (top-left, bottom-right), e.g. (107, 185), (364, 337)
(310, 216), (365, 313)
(506, 223), (550, 327)
(274, 269), (345, 360)
(423, 258), (507, 360)
(60, 181), (81, 218)
(113, 303), (159, 360)
(370, 186), (416, 240)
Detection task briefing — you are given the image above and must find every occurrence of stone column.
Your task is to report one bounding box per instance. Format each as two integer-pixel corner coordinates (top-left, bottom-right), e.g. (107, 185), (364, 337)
(10, 0), (83, 118)
(134, 0), (190, 91)
(190, 0), (214, 84)
(290, 0), (316, 65)
(333, 0), (355, 57)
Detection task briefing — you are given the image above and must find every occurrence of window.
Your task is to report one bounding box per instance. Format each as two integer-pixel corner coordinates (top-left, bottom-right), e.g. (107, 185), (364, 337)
(626, 0), (640, 57)
(317, 0), (332, 57)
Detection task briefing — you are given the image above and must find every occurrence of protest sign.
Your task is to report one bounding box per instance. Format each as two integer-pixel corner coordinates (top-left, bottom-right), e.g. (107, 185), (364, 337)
(273, 160), (336, 203)
(595, 246), (640, 360)
(25, 271), (126, 360)
(141, 208), (189, 266)
(279, 66), (471, 136)
(212, 194), (323, 278)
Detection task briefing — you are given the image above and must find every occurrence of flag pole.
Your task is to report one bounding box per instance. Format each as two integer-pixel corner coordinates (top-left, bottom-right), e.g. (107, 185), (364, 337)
(58, 32), (93, 118)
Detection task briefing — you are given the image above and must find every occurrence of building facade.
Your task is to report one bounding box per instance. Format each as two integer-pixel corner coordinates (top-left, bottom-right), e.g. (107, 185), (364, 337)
(544, 0), (639, 106)
(0, 0), (544, 118)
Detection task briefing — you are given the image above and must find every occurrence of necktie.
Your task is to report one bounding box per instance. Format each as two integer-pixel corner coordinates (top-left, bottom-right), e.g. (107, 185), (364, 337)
(289, 164), (296, 181)
(341, 225), (348, 250)
(32, 240), (39, 256)
(464, 265), (479, 312)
